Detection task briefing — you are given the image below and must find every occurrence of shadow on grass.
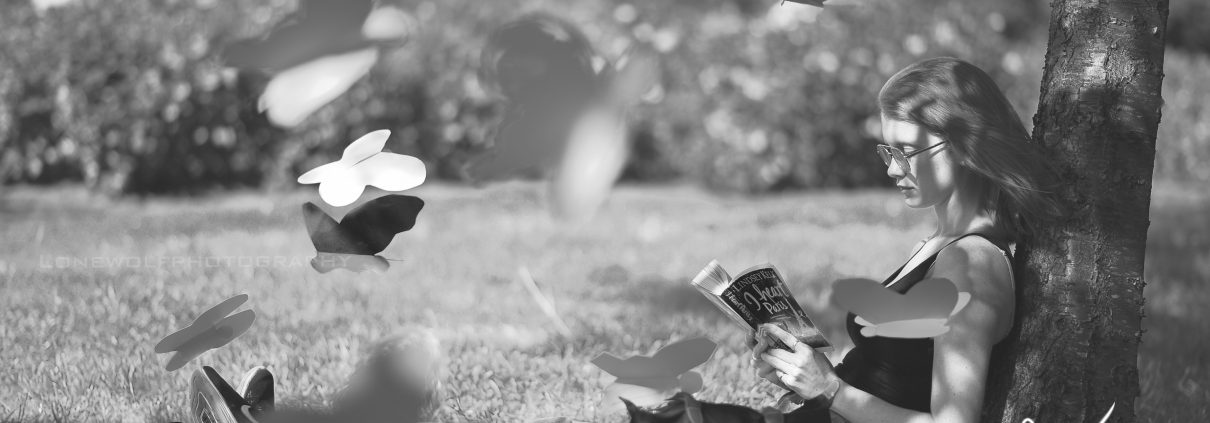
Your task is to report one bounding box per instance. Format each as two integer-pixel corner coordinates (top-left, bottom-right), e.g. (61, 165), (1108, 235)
(615, 274), (725, 319)
(1138, 185), (1210, 422)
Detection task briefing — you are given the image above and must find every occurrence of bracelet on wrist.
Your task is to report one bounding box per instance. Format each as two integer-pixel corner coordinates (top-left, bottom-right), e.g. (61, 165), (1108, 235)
(784, 378), (841, 410)
(818, 378), (841, 409)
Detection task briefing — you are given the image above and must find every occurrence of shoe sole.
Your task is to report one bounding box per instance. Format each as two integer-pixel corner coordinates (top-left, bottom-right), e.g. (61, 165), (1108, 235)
(236, 366), (269, 398)
(189, 366), (251, 423)
(236, 366), (274, 413)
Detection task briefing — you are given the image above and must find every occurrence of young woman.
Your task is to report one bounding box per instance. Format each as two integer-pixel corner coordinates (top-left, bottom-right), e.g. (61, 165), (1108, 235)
(752, 57), (1064, 423)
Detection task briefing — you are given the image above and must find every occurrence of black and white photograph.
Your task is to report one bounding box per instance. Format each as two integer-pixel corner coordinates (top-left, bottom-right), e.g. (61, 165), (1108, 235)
(0, 0), (1201, 422)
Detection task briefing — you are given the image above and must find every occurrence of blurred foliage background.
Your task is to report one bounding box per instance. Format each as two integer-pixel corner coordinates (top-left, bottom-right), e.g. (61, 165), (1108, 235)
(0, 0), (1204, 195)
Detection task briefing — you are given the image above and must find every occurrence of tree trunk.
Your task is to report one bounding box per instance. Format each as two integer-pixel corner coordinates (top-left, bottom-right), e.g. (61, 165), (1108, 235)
(980, 0), (1168, 422)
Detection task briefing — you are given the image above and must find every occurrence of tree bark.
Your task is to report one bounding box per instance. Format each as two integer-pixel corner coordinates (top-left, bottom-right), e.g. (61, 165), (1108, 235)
(980, 0), (1168, 422)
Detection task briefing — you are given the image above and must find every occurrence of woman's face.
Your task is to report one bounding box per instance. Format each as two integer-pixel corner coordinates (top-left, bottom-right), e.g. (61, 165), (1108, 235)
(880, 116), (958, 208)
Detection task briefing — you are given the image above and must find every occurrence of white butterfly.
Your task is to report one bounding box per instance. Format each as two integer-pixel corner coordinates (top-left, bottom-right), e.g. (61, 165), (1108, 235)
(233, 3), (413, 128)
(259, 48), (379, 128)
(548, 50), (660, 224)
(297, 130), (426, 207)
(28, 0), (77, 14)
(853, 292), (971, 338)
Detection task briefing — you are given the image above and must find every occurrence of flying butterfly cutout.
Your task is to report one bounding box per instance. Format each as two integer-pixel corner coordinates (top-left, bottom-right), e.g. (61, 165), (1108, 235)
(832, 278), (971, 339)
(297, 130), (427, 207)
(470, 14), (660, 224)
(592, 337), (716, 412)
(222, 0), (412, 128)
(302, 194), (424, 273)
(155, 294), (256, 372)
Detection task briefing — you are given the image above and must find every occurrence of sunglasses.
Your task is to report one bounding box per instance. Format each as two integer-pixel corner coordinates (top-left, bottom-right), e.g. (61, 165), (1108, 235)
(876, 141), (948, 174)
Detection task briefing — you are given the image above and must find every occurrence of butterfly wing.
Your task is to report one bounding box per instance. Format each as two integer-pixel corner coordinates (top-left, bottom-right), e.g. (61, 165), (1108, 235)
(549, 106), (628, 223)
(360, 6), (412, 42)
(901, 278), (960, 321)
(861, 318), (950, 339)
(833, 278), (901, 324)
(591, 337), (715, 382)
(590, 353), (641, 379)
(303, 130), (416, 206)
(303, 202), (371, 255)
(223, 0), (373, 72)
(311, 252), (390, 274)
(317, 171), (368, 208)
(835, 277), (960, 323)
(465, 106), (570, 182)
(678, 370), (704, 394)
(300, 0), (373, 28)
(607, 49), (660, 105)
(164, 309), (258, 371)
(341, 129), (392, 163)
(357, 153), (427, 192)
(479, 14), (599, 102)
(782, 0), (827, 7)
(649, 337), (717, 376)
(336, 195), (425, 255)
(155, 294), (248, 353)
(297, 160), (348, 185)
(258, 48), (379, 128)
(208, 309), (257, 350)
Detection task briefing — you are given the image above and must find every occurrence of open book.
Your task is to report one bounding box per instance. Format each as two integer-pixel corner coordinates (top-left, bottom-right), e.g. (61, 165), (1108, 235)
(691, 260), (832, 352)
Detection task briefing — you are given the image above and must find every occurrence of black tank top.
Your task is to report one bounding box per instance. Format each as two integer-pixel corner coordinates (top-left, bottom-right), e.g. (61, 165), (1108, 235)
(832, 233), (1013, 413)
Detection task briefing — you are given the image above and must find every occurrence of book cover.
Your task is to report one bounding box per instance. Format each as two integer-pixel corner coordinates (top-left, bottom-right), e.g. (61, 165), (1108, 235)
(691, 260), (832, 352)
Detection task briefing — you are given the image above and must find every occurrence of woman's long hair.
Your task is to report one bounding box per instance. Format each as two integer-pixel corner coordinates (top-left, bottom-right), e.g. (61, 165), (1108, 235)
(878, 57), (1065, 243)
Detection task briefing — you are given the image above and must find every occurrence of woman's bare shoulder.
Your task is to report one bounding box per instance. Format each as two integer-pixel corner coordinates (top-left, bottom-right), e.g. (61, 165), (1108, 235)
(931, 237), (1014, 303)
(931, 236), (1016, 339)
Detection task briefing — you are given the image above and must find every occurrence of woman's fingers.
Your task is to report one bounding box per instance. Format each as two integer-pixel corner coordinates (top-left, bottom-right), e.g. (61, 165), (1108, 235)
(750, 335), (771, 361)
(765, 346), (806, 363)
(760, 324), (800, 350)
(760, 352), (800, 374)
(757, 365), (777, 379)
(756, 364), (789, 390)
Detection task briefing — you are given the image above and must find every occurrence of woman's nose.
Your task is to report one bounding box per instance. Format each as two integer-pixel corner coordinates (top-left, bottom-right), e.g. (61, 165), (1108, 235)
(886, 159), (907, 179)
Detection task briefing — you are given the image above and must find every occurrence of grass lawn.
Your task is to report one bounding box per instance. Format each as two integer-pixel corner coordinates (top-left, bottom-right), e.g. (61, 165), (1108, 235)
(0, 180), (1206, 422)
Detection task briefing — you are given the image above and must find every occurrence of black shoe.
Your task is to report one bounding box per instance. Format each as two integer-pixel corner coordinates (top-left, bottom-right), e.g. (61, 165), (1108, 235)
(237, 366), (275, 415)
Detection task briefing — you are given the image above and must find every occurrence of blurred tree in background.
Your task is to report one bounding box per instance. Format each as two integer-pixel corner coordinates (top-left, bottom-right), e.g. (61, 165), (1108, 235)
(0, 0), (1205, 194)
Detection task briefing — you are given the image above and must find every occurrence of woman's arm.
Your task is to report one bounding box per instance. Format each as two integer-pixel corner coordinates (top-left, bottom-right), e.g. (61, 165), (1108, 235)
(831, 236), (1015, 423)
(760, 237), (1014, 423)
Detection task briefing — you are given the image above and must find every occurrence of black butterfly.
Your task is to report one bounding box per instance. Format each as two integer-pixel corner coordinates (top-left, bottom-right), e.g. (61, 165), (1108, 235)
(302, 194), (424, 273)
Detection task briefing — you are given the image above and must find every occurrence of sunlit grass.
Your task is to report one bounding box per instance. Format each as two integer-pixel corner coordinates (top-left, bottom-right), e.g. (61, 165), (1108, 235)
(0, 181), (1205, 422)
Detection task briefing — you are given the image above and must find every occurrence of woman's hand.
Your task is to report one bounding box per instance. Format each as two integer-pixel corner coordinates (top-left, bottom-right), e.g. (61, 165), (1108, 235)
(750, 330), (790, 391)
(753, 324), (840, 399)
